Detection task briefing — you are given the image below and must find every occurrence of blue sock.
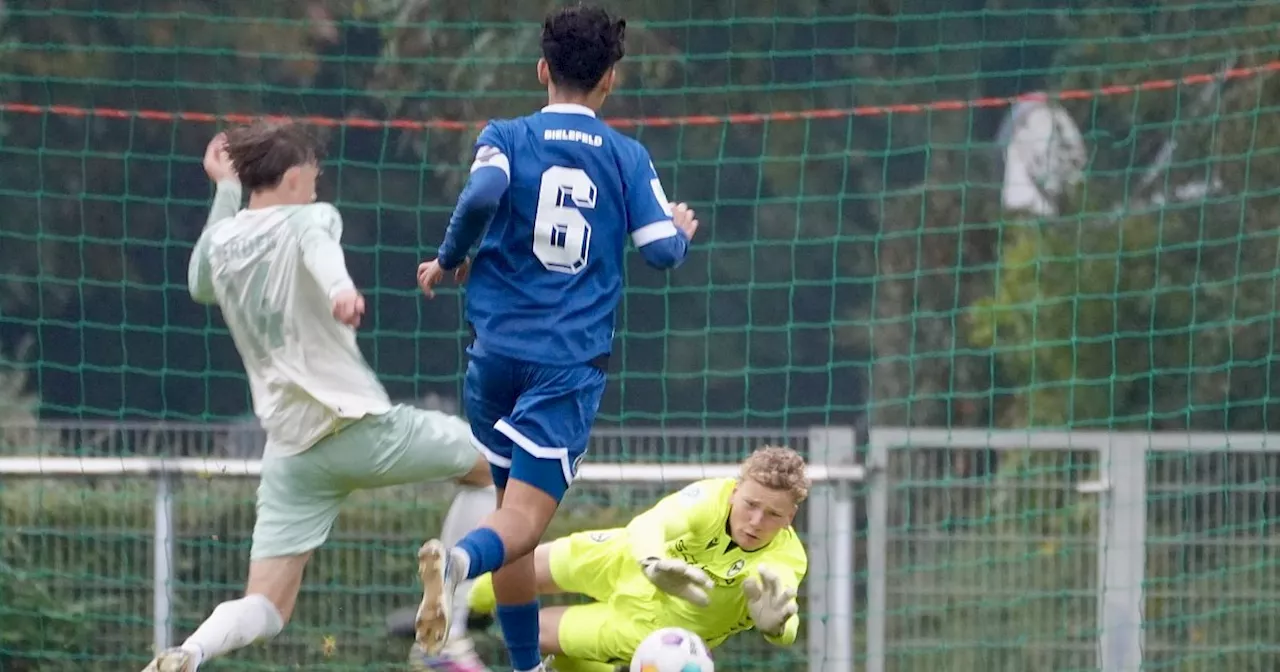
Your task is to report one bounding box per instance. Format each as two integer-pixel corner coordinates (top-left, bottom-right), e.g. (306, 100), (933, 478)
(455, 527), (506, 580)
(496, 601), (541, 671)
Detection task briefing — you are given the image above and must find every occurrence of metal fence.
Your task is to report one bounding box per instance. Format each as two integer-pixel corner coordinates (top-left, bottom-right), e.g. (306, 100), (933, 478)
(866, 429), (1280, 672)
(0, 423), (860, 672)
(4, 424), (1279, 672)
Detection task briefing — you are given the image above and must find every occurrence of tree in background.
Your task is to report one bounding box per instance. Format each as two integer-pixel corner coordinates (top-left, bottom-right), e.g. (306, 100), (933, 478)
(3, 1), (1280, 669)
(3, 0), (1278, 434)
(969, 0), (1280, 434)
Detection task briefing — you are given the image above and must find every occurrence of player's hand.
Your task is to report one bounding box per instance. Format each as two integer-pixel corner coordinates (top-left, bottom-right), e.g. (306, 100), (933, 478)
(203, 132), (237, 184)
(450, 257), (472, 285)
(417, 259), (445, 299)
(331, 288), (365, 328)
(641, 557), (714, 607)
(742, 565), (797, 637)
(672, 202), (699, 240)
(417, 257), (469, 299)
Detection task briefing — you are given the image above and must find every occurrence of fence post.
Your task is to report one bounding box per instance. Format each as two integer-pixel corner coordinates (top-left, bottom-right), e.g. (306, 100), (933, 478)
(1096, 437), (1146, 672)
(153, 471), (175, 653)
(806, 426), (857, 672)
(865, 432), (889, 672)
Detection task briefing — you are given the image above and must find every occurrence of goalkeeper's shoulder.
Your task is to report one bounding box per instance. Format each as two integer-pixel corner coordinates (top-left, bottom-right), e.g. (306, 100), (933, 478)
(675, 477), (736, 502)
(667, 477), (736, 514)
(631, 477), (734, 539)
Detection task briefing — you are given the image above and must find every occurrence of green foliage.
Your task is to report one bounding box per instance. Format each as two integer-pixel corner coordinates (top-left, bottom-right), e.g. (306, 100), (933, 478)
(968, 210), (1156, 428)
(967, 187), (1280, 431)
(0, 555), (101, 671)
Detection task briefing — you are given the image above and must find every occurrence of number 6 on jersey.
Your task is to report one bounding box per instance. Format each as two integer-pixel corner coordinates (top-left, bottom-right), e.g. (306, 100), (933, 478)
(534, 166), (597, 274)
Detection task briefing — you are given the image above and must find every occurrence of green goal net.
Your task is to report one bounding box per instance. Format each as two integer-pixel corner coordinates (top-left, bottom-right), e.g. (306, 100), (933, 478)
(3, 1), (1280, 671)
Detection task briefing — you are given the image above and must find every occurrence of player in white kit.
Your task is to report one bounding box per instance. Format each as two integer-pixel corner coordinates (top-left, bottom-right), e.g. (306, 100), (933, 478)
(141, 124), (495, 672)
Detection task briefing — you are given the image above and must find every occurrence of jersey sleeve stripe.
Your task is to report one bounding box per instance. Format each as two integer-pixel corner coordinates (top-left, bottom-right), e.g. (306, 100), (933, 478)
(631, 220), (679, 247)
(470, 149), (510, 178)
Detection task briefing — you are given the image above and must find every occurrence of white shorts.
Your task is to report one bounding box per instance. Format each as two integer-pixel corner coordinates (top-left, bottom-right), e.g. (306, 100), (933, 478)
(250, 405), (478, 560)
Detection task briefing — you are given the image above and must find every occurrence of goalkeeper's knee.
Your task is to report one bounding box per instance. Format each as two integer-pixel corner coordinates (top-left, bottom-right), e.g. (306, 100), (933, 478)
(468, 572), (496, 615)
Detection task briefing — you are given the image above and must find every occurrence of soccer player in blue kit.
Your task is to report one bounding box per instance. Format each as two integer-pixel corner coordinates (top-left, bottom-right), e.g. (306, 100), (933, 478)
(412, 5), (699, 672)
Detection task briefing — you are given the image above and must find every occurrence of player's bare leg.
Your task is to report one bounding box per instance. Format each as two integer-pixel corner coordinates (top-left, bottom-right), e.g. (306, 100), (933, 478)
(455, 458), (494, 488)
(141, 553), (305, 671)
(537, 605), (569, 656)
(460, 542), (563, 615)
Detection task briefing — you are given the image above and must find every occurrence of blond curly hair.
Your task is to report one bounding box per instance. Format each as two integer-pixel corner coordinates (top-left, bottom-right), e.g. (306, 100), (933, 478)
(739, 445), (810, 503)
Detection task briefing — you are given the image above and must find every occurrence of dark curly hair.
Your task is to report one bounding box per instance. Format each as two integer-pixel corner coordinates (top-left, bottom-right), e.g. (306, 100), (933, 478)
(223, 120), (326, 192)
(541, 4), (627, 94)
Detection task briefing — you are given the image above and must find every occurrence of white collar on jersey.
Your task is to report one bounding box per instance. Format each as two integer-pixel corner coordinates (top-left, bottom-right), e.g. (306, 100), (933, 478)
(541, 103), (597, 117)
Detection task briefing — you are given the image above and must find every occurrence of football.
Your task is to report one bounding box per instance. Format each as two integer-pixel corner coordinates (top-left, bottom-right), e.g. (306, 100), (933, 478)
(629, 627), (715, 672)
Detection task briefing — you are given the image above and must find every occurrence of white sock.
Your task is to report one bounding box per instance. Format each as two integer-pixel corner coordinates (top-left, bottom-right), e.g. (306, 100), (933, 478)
(440, 484), (495, 640)
(180, 594), (284, 668)
(448, 546), (474, 593)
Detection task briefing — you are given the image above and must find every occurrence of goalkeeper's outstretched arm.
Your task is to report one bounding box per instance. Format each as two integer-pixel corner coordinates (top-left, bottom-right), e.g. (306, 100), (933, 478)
(624, 484), (716, 606)
(624, 487), (699, 564)
(746, 563), (803, 647)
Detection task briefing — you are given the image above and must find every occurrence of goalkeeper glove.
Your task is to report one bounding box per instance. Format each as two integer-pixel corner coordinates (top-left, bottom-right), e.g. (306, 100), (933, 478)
(742, 565), (797, 637)
(640, 557), (714, 607)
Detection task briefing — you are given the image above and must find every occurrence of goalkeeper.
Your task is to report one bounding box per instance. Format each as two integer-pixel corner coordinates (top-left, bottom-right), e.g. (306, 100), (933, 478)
(142, 125), (496, 672)
(425, 446), (809, 672)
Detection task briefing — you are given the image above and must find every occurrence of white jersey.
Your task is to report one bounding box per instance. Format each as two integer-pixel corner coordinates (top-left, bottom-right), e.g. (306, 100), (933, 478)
(189, 182), (391, 457)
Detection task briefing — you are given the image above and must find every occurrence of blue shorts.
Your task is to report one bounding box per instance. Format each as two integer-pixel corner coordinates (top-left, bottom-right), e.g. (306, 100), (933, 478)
(463, 344), (607, 501)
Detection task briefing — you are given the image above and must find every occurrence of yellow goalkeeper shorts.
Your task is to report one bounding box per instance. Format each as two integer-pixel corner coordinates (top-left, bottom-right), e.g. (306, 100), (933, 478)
(547, 529), (665, 665)
(250, 405), (477, 560)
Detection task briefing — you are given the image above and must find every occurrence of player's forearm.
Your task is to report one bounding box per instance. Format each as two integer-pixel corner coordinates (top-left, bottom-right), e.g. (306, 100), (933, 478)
(437, 167), (507, 270)
(206, 179), (242, 229)
(626, 514), (669, 563)
(300, 231), (356, 298)
(637, 229), (689, 270)
(763, 613), (799, 647)
(625, 506), (692, 563)
(187, 243), (217, 305)
(188, 181), (240, 305)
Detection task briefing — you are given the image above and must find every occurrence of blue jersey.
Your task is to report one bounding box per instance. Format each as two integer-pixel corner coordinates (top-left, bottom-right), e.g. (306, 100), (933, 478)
(437, 103), (689, 367)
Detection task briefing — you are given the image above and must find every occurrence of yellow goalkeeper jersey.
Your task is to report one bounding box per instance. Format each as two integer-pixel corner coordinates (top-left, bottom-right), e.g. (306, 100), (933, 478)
(624, 477), (808, 647)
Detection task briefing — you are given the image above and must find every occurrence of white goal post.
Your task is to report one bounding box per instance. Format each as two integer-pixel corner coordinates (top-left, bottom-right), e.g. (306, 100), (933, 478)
(0, 426), (864, 672)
